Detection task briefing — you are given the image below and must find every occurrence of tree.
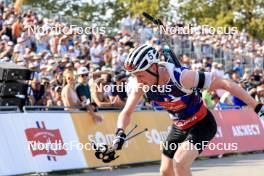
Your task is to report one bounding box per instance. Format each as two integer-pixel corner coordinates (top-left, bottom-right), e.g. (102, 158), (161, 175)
(24, 0), (102, 25)
(117, 0), (170, 18)
(24, 0), (170, 27)
(178, 0), (264, 39)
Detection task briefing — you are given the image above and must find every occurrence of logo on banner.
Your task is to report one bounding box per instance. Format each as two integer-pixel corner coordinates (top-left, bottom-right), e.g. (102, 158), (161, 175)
(25, 121), (67, 161)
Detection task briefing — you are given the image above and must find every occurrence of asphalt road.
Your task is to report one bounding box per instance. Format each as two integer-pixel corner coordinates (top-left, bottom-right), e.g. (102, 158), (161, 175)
(72, 153), (264, 176)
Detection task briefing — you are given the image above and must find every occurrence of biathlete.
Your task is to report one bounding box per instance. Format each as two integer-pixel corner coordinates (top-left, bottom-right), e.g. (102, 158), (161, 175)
(111, 44), (264, 176)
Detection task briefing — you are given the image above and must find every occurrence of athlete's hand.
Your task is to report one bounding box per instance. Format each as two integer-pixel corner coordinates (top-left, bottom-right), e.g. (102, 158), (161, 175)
(255, 103), (264, 120)
(112, 128), (126, 150)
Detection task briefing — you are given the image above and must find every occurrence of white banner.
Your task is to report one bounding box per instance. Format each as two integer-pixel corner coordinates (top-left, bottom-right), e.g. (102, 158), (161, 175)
(0, 113), (87, 176)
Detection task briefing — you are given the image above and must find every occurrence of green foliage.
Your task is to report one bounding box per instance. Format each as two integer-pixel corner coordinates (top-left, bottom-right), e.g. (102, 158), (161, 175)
(24, 0), (169, 27)
(178, 0), (264, 39)
(117, 0), (169, 17)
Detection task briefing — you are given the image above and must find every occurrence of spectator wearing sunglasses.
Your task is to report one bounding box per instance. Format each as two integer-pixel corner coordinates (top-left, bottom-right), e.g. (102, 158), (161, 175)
(76, 66), (100, 111)
(76, 67), (91, 103)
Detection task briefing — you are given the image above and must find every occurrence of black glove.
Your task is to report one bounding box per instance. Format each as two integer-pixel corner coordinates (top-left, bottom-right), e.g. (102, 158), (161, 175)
(255, 103), (264, 120)
(112, 128), (126, 150)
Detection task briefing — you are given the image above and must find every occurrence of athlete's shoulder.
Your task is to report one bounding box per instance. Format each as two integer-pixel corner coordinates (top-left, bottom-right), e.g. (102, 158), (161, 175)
(159, 62), (190, 80)
(159, 62), (190, 72)
(159, 62), (193, 93)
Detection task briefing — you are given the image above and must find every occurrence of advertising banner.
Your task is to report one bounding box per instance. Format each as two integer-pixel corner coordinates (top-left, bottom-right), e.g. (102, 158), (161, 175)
(71, 111), (171, 167)
(0, 113), (87, 175)
(202, 109), (264, 156)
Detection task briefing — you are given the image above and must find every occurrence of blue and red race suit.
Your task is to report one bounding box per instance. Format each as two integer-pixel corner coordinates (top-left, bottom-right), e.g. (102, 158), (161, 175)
(145, 62), (207, 129)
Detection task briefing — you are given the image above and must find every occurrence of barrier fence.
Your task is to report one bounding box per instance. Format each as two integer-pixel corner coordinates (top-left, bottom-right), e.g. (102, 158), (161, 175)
(0, 109), (263, 175)
(168, 36), (262, 72)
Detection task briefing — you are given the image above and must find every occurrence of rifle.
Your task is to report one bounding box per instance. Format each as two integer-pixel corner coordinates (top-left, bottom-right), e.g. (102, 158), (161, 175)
(142, 12), (182, 67)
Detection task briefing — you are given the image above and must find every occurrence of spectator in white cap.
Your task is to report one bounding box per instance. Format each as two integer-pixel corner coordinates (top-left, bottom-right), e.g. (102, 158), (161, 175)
(14, 37), (25, 55)
(76, 67), (91, 103)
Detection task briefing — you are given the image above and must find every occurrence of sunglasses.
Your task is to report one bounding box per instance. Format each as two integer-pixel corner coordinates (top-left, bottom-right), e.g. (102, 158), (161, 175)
(81, 74), (88, 77)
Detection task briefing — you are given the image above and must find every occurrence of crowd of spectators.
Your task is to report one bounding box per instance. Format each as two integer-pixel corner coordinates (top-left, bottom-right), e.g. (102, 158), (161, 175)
(0, 3), (263, 111)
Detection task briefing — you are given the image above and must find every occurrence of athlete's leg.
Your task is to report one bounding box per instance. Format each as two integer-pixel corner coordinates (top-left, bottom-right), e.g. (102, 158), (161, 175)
(173, 140), (199, 176)
(160, 154), (174, 176)
(173, 110), (217, 176)
(160, 124), (188, 176)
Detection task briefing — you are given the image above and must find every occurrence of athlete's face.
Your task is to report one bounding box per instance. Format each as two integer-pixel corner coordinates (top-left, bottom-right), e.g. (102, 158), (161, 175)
(134, 70), (156, 86)
(132, 64), (158, 85)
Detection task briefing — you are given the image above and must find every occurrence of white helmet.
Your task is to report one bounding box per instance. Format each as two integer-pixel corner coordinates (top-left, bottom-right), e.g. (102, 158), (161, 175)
(124, 44), (159, 74)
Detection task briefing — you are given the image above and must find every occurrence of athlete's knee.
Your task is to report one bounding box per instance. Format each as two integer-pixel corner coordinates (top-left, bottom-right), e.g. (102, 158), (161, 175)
(160, 154), (174, 176)
(160, 165), (174, 176)
(173, 160), (189, 172)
